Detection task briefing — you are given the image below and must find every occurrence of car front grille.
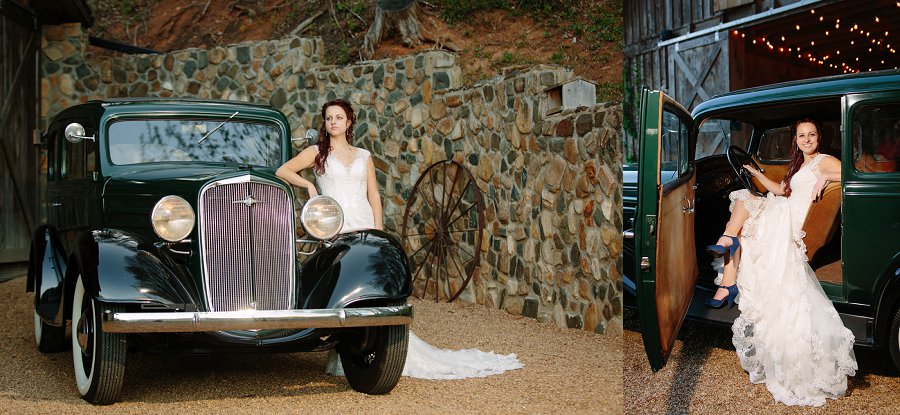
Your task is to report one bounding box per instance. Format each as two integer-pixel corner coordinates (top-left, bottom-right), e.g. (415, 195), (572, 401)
(199, 176), (294, 312)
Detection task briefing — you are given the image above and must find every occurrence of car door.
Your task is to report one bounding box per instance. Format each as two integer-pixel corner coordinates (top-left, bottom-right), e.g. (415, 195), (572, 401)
(844, 92), (900, 308)
(635, 90), (698, 371)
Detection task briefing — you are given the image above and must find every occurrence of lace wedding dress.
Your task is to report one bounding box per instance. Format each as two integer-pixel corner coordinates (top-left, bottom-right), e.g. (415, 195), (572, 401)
(317, 148), (523, 379)
(728, 154), (857, 406)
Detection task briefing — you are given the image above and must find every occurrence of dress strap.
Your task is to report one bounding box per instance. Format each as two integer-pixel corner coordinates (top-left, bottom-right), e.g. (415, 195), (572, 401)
(808, 153), (827, 178)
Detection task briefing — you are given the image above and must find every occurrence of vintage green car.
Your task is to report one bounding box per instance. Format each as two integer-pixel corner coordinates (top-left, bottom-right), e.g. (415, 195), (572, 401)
(627, 70), (900, 372)
(28, 99), (413, 404)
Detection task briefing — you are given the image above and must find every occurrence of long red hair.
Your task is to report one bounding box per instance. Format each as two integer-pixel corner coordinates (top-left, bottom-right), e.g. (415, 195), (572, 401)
(781, 117), (823, 197)
(313, 99), (356, 175)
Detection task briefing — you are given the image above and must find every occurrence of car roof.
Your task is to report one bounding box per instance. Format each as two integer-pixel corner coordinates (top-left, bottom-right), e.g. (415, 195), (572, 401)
(691, 69), (900, 121)
(50, 98), (286, 126)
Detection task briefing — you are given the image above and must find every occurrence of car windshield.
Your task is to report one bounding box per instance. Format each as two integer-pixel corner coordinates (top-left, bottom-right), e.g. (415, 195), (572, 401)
(107, 118), (282, 166)
(696, 118), (753, 159)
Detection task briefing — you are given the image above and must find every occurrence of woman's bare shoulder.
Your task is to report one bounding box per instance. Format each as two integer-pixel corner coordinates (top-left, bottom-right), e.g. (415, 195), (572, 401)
(818, 153), (841, 171)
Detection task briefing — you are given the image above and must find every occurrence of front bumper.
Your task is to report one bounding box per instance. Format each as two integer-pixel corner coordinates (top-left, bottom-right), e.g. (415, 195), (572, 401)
(101, 304), (413, 333)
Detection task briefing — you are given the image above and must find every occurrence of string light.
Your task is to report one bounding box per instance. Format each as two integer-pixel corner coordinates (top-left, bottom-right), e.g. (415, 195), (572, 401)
(728, 8), (895, 75)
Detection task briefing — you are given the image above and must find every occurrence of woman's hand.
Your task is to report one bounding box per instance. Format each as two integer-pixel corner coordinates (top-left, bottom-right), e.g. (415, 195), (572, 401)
(742, 164), (762, 177)
(306, 183), (319, 198)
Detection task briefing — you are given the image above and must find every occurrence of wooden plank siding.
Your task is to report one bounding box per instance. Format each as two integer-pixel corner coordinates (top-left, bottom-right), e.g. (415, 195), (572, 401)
(623, 0), (812, 160)
(0, 2), (39, 263)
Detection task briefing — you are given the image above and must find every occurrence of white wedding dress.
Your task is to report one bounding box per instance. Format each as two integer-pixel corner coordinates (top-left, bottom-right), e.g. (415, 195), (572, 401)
(317, 148), (523, 379)
(728, 154), (857, 406)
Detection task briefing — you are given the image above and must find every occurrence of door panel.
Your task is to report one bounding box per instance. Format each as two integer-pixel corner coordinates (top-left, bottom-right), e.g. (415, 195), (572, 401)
(843, 93), (900, 308)
(636, 90), (698, 371)
(655, 175), (698, 357)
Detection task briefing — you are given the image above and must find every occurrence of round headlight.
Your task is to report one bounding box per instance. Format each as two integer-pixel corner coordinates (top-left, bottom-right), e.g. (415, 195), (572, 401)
(151, 196), (195, 242)
(300, 195), (344, 240)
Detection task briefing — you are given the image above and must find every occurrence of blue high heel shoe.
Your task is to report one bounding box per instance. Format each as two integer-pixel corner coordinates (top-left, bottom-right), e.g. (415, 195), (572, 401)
(706, 234), (740, 265)
(704, 284), (739, 309)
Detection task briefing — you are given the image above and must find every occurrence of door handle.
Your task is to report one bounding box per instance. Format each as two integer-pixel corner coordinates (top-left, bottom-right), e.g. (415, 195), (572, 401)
(641, 257), (650, 271)
(50, 202), (63, 207)
(681, 197), (694, 214)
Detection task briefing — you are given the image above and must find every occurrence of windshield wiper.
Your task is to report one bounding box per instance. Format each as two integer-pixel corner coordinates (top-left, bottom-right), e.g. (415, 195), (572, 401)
(198, 111), (239, 143)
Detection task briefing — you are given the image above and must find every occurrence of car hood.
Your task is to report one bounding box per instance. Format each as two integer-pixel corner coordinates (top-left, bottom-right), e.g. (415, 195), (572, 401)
(102, 163), (284, 201)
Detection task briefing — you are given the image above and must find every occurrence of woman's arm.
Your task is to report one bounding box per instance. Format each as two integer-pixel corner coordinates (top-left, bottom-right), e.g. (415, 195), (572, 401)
(743, 164), (787, 195)
(365, 156), (383, 230)
(812, 155), (841, 199)
(275, 146), (319, 197)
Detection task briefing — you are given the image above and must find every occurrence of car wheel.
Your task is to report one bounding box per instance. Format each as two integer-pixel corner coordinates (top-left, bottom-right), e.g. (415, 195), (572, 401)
(33, 281), (65, 353)
(71, 275), (127, 405)
(338, 302), (409, 394)
(891, 304), (900, 373)
(34, 310), (66, 353)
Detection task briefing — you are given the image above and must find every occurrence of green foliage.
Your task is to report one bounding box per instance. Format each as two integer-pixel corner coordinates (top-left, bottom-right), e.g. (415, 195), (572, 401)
(550, 47), (565, 65)
(589, 0), (623, 45)
(596, 81), (622, 103)
(335, 41), (351, 65)
(433, 0), (580, 25)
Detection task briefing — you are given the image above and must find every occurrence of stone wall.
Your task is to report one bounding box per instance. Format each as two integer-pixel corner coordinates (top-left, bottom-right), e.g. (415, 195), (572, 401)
(40, 24), (623, 334)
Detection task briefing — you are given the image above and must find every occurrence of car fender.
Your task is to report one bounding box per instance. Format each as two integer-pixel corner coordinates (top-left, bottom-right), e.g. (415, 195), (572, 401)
(300, 230), (412, 309)
(28, 225), (67, 326)
(66, 229), (198, 316)
(873, 252), (900, 349)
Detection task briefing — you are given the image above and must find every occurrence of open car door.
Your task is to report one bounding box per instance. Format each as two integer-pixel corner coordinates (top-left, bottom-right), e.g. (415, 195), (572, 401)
(635, 90), (698, 371)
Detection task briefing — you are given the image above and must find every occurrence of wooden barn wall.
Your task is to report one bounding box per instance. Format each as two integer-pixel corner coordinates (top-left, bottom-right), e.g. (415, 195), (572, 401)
(623, 0), (809, 160)
(0, 2), (39, 264)
(729, 34), (826, 91)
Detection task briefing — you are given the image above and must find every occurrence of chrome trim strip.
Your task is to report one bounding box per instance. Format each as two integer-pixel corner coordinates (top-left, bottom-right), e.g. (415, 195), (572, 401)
(102, 304), (413, 333)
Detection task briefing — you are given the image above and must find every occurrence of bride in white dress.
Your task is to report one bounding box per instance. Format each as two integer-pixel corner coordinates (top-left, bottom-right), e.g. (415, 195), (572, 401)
(276, 99), (522, 380)
(704, 118), (857, 406)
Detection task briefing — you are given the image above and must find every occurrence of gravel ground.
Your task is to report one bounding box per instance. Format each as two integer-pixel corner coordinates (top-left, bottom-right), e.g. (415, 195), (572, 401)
(0, 276), (621, 414)
(624, 308), (900, 414)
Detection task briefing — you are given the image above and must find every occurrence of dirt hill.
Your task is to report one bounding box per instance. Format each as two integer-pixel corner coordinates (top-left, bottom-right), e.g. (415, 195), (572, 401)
(85, 0), (623, 102)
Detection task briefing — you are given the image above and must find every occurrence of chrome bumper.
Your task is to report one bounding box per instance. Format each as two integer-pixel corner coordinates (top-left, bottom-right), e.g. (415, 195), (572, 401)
(101, 304), (413, 333)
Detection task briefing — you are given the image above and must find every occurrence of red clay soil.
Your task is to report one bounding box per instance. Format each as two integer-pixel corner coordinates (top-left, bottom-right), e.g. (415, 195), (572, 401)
(87, 0), (622, 98)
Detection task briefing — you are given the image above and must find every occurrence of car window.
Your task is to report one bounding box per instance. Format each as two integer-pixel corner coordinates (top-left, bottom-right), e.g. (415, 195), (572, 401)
(47, 127), (59, 181)
(758, 126), (792, 162)
(853, 103), (900, 174)
(660, 109), (689, 184)
(759, 121), (842, 163)
(107, 118), (282, 167)
(62, 123), (95, 180)
(696, 118), (752, 160)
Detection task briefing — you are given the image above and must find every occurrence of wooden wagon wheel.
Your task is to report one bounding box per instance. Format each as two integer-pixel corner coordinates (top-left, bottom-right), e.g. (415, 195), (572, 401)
(401, 160), (484, 302)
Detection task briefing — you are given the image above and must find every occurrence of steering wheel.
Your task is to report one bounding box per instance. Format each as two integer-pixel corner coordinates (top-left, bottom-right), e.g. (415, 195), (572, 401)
(726, 145), (765, 197)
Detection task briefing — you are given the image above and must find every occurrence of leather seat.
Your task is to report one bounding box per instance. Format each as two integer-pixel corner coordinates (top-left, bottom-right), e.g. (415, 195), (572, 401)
(801, 181), (841, 262)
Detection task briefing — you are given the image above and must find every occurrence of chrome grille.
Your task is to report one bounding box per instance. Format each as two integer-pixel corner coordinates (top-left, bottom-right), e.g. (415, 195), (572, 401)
(199, 176), (294, 312)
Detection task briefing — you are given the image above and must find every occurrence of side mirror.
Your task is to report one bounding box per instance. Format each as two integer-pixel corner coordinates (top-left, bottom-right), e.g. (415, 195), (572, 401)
(291, 128), (319, 147)
(64, 123), (94, 143)
(305, 129), (319, 146)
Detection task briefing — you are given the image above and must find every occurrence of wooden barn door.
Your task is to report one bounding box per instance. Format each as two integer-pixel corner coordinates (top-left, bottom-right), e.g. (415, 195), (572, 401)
(667, 34), (729, 158)
(1, 2), (39, 265)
